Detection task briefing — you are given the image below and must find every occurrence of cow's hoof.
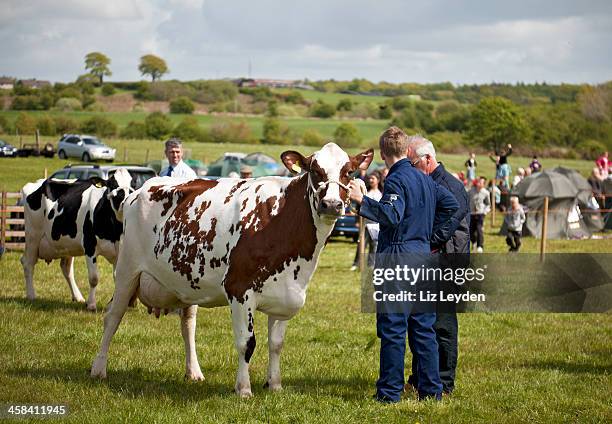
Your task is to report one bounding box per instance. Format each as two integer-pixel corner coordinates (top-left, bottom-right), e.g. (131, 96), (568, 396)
(90, 358), (107, 379)
(86, 303), (97, 312)
(26, 295), (36, 301)
(236, 387), (253, 398)
(73, 297), (86, 303)
(185, 371), (205, 381)
(264, 381), (282, 392)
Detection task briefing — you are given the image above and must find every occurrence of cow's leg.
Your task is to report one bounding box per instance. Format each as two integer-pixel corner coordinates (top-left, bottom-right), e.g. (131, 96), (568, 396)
(265, 317), (288, 392)
(85, 256), (99, 311)
(180, 305), (204, 381)
(90, 271), (139, 379)
(230, 300), (256, 398)
(20, 245), (38, 301)
(60, 257), (85, 303)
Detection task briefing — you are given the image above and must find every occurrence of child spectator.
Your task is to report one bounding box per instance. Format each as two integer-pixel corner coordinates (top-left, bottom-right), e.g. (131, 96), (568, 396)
(504, 196), (526, 252)
(469, 177), (491, 253)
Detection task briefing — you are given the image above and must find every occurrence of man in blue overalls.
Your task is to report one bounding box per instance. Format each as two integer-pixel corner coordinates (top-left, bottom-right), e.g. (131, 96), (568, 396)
(349, 127), (459, 402)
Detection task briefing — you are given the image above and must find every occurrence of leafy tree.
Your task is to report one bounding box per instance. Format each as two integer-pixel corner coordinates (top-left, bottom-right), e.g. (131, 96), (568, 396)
(310, 100), (336, 118)
(333, 123), (361, 148)
(169, 96), (195, 114)
(36, 114), (56, 136)
(378, 104), (392, 119)
(285, 90), (305, 104)
(101, 84), (116, 96)
(15, 113), (37, 134)
(266, 100), (279, 117)
(337, 98), (353, 111)
(120, 121), (148, 139)
(302, 129), (325, 146)
(139, 54), (169, 82)
(262, 117), (291, 145)
(173, 117), (209, 142)
(145, 112), (173, 139)
(466, 97), (530, 151)
(53, 116), (79, 134)
(84, 52), (112, 85)
(80, 116), (117, 137)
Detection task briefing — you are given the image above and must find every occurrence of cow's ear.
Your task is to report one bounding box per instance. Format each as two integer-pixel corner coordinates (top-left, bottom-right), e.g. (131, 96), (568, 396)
(89, 177), (107, 188)
(281, 151), (312, 175)
(350, 148), (374, 171)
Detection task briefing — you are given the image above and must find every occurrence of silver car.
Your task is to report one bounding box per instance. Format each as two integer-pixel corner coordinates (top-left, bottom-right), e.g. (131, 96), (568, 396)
(57, 134), (116, 162)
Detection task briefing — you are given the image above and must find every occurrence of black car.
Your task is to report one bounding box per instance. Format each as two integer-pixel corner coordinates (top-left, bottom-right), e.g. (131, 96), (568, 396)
(0, 139), (18, 157)
(331, 211), (359, 242)
(49, 164), (157, 190)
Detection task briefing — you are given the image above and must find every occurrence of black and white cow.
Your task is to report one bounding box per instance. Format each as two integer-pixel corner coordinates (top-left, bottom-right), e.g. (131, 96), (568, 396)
(21, 169), (133, 310)
(90, 143), (373, 397)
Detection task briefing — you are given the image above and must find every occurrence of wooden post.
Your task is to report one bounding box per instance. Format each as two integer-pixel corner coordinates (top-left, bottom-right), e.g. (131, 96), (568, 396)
(1, 191), (6, 251)
(491, 178), (496, 227)
(539, 196), (549, 262)
(145, 149), (150, 163)
(44, 168), (48, 179)
(358, 216), (366, 272)
(35, 129), (40, 150)
(123, 146), (128, 162)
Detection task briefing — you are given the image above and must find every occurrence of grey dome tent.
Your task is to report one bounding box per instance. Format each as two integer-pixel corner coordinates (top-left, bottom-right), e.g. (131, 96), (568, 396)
(509, 170), (582, 239)
(552, 166), (604, 234)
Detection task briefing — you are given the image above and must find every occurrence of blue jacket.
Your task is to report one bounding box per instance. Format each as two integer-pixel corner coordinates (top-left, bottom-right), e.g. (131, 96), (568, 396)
(430, 163), (470, 254)
(359, 159), (459, 254)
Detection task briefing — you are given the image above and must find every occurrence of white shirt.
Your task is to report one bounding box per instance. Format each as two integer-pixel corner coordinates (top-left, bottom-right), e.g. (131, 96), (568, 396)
(160, 160), (197, 178)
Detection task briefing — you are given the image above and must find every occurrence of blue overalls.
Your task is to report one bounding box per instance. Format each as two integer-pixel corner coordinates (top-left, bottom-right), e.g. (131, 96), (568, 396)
(359, 158), (459, 402)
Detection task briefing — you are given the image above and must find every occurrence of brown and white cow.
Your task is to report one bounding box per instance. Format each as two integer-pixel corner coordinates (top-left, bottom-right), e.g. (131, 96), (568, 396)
(90, 143), (373, 396)
(21, 169), (133, 310)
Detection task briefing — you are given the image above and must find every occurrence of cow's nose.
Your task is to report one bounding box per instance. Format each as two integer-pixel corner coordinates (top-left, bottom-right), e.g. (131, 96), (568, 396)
(320, 199), (344, 215)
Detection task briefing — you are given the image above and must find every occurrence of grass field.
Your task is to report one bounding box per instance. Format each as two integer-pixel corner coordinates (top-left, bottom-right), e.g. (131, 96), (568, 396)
(0, 142), (610, 422)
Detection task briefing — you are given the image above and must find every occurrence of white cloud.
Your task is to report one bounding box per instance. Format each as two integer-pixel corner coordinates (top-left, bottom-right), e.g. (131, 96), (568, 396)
(0, 0), (610, 84)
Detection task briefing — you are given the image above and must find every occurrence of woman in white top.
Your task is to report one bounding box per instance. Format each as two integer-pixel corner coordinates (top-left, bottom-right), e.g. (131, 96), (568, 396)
(351, 171), (383, 270)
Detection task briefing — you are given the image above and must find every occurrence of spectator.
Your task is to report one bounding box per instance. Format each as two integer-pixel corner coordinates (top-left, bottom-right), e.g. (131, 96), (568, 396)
(524, 167), (533, 177)
(529, 155), (542, 173)
(240, 165), (253, 179)
(504, 196), (526, 252)
(160, 138), (197, 178)
(487, 179), (501, 210)
(351, 171), (384, 271)
(588, 167), (605, 208)
(465, 153), (477, 182)
(469, 177), (491, 253)
(596, 151), (609, 179)
(513, 167), (526, 188)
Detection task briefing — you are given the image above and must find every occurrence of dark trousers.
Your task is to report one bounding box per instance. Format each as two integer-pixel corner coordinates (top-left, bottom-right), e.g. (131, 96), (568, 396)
(469, 214), (485, 248)
(376, 312), (442, 402)
(506, 230), (522, 251)
(409, 312), (458, 394)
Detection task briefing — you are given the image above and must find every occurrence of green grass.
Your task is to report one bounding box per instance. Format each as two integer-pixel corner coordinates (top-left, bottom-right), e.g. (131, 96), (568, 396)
(0, 152), (611, 422)
(0, 233), (610, 422)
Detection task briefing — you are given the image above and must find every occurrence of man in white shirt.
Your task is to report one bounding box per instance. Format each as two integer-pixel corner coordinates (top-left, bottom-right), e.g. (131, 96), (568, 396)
(160, 138), (197, 178)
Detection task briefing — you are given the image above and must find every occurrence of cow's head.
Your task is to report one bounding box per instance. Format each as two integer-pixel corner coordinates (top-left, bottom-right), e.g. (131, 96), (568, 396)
(104, 168), (135, 220)
(281, 143), (373, 219)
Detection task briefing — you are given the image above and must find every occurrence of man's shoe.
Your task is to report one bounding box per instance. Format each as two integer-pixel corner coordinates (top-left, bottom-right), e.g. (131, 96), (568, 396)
(372, 394), (399, 404)
(418, 392), (442, 401)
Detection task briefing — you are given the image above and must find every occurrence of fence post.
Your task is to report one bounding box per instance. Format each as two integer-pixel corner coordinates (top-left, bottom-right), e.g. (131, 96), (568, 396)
(358, 216), (366, 272)
(145, 149), (150, 163)
(1, 191), (6, 251)
(123, 146), (128, 162)
(44, 168), (48, 179)
(491, 178), (496, 227)
(539, 196), (549, 262)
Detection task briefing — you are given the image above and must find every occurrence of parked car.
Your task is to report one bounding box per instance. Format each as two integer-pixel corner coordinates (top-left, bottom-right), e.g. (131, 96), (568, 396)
(57, 134), (116, 162)
(331, 210), (359, 242)
(0, 139), (18, 157)
(49, 164), (157, 190)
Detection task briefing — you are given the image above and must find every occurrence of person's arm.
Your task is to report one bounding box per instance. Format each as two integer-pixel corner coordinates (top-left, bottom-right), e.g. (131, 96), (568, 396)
(431, 185), (466, 247)
(505, 146), (513, 157)
(358, 176), (405, 227)
(519, 208), (526, 225)
(429, 183), (460, 247)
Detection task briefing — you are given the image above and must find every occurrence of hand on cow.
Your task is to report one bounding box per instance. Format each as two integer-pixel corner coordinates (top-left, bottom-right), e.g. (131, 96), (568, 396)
(348, 179), (366, 204)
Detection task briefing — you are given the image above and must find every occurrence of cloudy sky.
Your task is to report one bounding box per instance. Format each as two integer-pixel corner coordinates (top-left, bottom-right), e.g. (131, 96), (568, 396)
(1, 0), (611, 84)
